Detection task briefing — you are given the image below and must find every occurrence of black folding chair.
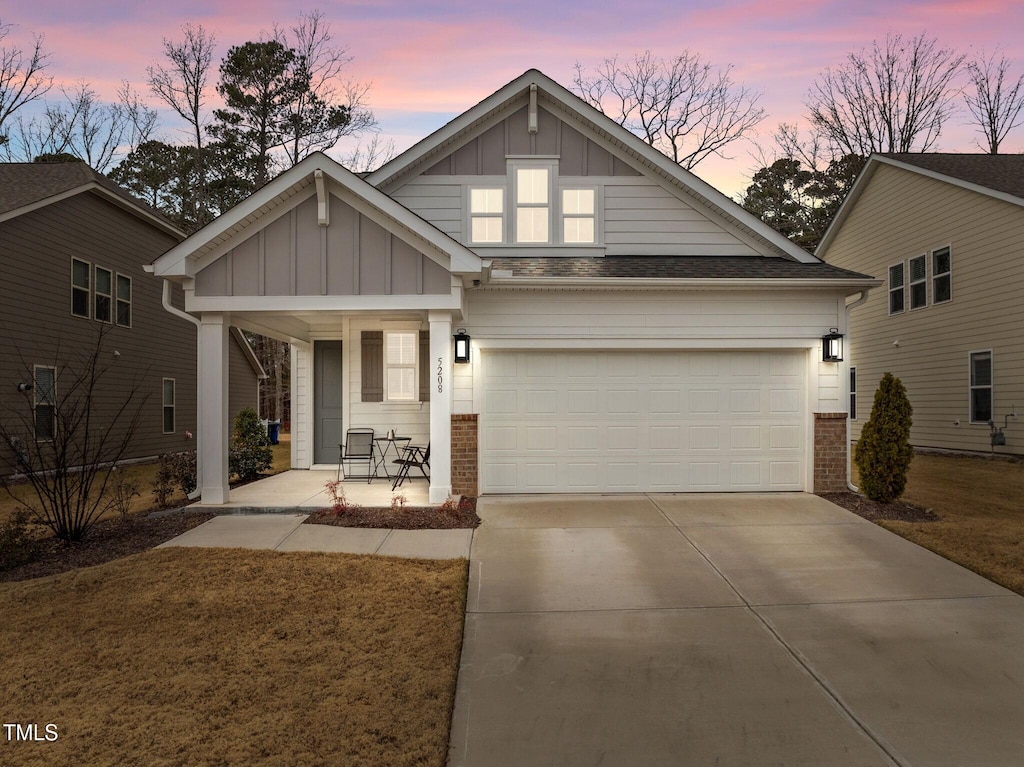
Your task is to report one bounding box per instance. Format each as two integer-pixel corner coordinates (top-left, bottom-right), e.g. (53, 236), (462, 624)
(391, 442), (430, 490)
(339, 428), (375, 483)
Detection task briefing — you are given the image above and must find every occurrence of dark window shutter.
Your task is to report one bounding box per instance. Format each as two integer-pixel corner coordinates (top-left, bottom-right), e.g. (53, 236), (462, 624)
(419, 330), (430, 402)
(361, 331), (383, 402)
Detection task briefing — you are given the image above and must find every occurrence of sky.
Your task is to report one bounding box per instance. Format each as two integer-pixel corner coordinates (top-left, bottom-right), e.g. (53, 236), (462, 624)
(4, 0), (1024, 198)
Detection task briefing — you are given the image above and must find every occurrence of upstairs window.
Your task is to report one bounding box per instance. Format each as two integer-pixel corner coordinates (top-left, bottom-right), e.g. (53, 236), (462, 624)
(932, 246), (951, 304)
(384, 330), (418, 402)
(969, 351), (992, 423)
(888, 263), (905, 314)
(515, 166), (550, 243)
(562, 188), (596, 244)
(909, 255), (927, 309)
(116, 274), (132, 327)
(95, 267), (113, 323)
(469, 188), (504, 243)
(72, 258), (91, 318)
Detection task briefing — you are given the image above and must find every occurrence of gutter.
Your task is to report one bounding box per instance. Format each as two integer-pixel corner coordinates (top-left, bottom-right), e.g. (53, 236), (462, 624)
(844, 290), (871, 493)
(160, 279), (203, 501)
(481, 276), (883, 291)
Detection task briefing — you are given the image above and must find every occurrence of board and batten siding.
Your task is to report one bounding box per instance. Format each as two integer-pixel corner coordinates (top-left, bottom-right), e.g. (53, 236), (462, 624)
(822, 162), (1024, 455)
(194, 193), (450, 298)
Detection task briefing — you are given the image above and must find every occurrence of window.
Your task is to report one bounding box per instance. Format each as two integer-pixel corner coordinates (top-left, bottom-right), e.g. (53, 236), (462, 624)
(162, 378), (175, 434)
(34, 365), (56, 440)
(469, 188), (504, 243)
(849, 367), (857, 420)
(932, 246), (951, 304)
(909, 255), (927, 309)
(888, 263), (905, 314)
(515, 166), (550, 243)
(562, 188), (596, 244)
(95, 266), (112, 322)
(970, 351), (992, 423)
(116, 274), (132, 327)
(384, 331), (418, 402)
(72, 258), (90, 318)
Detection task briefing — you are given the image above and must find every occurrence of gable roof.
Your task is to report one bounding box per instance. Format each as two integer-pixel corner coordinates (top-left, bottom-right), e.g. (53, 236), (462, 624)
(151, 152), (483, 279)
(817, 153), (1024, 256)
(367, 68), (818, 264)
(0, 162), (185, 238)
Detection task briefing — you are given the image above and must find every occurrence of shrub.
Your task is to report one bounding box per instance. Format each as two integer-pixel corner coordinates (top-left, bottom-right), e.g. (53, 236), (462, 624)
(108, 470), (141, 523)
(229, 408), (272, 481)
(324, 479), (358, 515)
(854, 372), (914, 503)
(0, 509), (44, 572)
(152, 451), (197, 506)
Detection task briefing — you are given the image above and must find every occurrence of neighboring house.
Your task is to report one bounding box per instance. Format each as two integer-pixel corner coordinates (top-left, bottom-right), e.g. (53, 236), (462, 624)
(818, 153), (1024, 457)
(0, 162), (265, 475)
(151, 69), (877, 504)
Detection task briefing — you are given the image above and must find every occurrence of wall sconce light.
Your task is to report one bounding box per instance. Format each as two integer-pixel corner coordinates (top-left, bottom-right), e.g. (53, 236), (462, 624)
(17, 382), (33, 393)
(822, 328), (844, 362)
(453, 328), (471, 364)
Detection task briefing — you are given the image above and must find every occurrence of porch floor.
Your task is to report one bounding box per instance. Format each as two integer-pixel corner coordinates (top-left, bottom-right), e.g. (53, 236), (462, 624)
(190, 469), (431, 511)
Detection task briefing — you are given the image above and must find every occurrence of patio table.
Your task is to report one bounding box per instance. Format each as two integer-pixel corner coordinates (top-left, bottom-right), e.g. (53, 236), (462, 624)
(373, 435), (411, 480)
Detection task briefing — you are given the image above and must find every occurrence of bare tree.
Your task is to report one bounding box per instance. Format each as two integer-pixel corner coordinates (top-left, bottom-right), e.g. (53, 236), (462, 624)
(964, 51), (1024, 154)
(117, 81), (159, 155)
(573, 51), (765, 169)
(341, 133), (396, 172)
(0, 20), (52, 147)
(273, 10), (377, 166)
(806, 32), (964, 156)
(148, 23), (216, 226)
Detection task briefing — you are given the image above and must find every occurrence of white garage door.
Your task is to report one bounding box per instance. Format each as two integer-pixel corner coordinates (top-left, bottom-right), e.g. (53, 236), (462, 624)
(479, 350), (806, 493)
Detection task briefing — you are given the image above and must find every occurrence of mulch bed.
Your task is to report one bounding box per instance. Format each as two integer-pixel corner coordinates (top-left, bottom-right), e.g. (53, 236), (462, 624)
(1, 510), (215, 583)
(821, 492), (940, 523)
(305, 495), (480, 530)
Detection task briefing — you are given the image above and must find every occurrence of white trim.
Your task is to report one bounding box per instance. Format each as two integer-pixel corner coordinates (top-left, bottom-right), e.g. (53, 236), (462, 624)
(968, 348), (994, 424)
(383, 325), (422, 403)
(186, 291), (464, 313)
(229, 327), (268, 379)
(558, 184), (601, 246)
(467, 185), (506, 245)
(474, 337), (818, 350)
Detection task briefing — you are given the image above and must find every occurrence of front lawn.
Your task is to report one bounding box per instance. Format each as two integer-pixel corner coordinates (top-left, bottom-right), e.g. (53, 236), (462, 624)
(858, 452), (1024, 596)
(1, 547), (467, 767)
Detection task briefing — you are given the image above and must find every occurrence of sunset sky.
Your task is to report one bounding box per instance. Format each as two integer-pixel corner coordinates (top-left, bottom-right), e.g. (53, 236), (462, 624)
(4, 0), (1024, 197)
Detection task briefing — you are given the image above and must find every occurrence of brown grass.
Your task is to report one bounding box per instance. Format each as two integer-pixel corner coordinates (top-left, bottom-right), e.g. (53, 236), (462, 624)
(0, 547), (467, 767)
(856, 452), (1024, 595)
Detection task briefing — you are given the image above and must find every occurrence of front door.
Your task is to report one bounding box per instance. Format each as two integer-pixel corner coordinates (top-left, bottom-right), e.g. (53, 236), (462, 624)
(313, 340), (343, 464)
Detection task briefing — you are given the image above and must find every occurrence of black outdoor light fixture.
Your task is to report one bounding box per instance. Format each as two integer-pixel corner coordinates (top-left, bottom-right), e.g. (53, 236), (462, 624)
(453, 328), (471, 363)
(822, 328), (844, 362)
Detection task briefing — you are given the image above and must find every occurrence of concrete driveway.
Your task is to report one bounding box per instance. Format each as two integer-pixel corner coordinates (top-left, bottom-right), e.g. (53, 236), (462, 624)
(448, 494), (1024, 766)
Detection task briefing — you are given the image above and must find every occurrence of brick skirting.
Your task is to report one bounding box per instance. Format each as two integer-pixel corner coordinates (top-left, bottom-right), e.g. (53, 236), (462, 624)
(814, 412), (848, 494)
(451, 414), (478, 497)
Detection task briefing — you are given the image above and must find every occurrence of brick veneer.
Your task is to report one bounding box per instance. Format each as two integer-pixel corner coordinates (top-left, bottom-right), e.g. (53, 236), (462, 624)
(451, 414), (478, 497)
(813, 412), (848, 493)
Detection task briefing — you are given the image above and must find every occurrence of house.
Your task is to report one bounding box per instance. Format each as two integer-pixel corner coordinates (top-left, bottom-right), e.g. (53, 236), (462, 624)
(817, 153), (1024, 457)
(150, 70), (877, 505)
(0, 162), (265, 475)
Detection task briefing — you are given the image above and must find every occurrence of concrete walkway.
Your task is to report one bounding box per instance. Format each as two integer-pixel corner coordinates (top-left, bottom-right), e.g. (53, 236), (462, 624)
(159, 513), (472, 560)
(449, 493), (1024, 766)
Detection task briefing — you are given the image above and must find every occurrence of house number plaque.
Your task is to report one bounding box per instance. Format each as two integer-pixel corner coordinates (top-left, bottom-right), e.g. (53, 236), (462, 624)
(436, 357), (444, 393)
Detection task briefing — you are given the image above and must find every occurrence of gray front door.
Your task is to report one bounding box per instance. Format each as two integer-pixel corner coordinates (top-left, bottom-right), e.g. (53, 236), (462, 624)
(314, 340), (343, 464)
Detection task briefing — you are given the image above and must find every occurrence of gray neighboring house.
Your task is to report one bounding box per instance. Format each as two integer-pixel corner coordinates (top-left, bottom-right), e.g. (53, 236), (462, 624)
(0, 162), (264, 475)
(818, 153), (1024, 456)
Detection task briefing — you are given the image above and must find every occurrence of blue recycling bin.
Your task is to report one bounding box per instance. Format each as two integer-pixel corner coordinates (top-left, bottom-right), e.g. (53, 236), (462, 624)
(268, 420), (281, 445)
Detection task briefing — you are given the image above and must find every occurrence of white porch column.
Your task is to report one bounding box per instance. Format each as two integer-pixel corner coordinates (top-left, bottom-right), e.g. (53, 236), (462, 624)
(428, 310), (453, 503)
(200, 312), (231, 504)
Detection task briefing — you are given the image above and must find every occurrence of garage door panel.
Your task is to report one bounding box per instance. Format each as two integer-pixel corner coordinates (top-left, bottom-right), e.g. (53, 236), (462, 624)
(480, 351), (806, 493)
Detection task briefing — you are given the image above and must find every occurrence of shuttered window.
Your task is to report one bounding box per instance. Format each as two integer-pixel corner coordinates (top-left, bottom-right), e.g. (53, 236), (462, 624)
(361, 330), (430, 403)
(909, 255), (927, 309)
(888, 263), (905, 314)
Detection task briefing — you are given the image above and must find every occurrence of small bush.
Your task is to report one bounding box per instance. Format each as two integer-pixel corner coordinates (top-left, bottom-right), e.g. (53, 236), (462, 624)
(152, 455), (175, 507)
(390, 494), (408, 512)
(229, 408), (272, 482)
(0, 509), (44, 572)
(324, 479), (358, 515)
(152, 451), (197, 506)
(438, 496), (460, 517)
(854, 372), (914, 503)
(107, 470), (141, 523)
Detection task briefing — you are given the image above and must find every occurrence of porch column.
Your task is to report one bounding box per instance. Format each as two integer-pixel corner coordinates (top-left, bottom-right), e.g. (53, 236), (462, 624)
(200, 312), (231, 504)
(428, 310), (453, 503)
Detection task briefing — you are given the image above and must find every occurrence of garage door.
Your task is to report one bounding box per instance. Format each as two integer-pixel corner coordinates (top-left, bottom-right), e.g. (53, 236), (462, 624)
(479, 350), (806, 493)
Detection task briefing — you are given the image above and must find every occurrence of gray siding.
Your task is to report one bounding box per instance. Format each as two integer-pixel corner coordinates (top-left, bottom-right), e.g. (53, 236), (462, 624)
(822, 162), (1024, 455)
(228, 333), (259, 420)
(195, 193), (450, 298)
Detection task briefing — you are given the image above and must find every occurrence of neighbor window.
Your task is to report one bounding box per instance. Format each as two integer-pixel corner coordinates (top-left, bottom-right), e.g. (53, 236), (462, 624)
(469, 188), (504, 243)
(849, 367), (857, 421)
(116, 274), (132, 327)
(515, 166), (550, 243)
(95, 266), (112, 323)
(162, 378), (175, 434)
(969, 351), (992, 423)
(888, 263), (905, 314)
(384, 331), (418, 402)
(562, 188), (596, 244)
(72, 258), (90, 318)
(932, 246), (951, 304)
(34, 365), (56, 440)
(909, 254), (927, 309)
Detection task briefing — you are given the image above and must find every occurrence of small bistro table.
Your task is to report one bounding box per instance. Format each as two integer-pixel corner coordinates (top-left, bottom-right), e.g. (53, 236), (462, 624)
(372, 435), (412, 480)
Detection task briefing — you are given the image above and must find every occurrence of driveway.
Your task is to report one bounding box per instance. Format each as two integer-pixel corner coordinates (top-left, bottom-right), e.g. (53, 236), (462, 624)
(448, 494), (1024, 766)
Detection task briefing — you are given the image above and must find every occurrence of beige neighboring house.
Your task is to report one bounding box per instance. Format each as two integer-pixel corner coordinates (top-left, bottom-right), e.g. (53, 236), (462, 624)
(0, 162), (265, 475)
(818, 153), (1024, 456)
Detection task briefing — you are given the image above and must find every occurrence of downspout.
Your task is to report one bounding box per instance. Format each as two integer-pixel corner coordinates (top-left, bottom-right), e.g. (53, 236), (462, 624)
(844, 290), (871, 493)
(161, 279), (203, 501)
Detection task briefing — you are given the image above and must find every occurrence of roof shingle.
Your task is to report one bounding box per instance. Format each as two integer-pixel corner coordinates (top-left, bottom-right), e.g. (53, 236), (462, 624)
(488, 256), (872, 280)
(882, 153), (1024, 200)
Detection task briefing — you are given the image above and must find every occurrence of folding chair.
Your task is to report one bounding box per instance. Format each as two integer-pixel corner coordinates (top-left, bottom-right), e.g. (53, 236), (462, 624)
(338, 428), (375, 483)
(391, 442), (430, 490)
